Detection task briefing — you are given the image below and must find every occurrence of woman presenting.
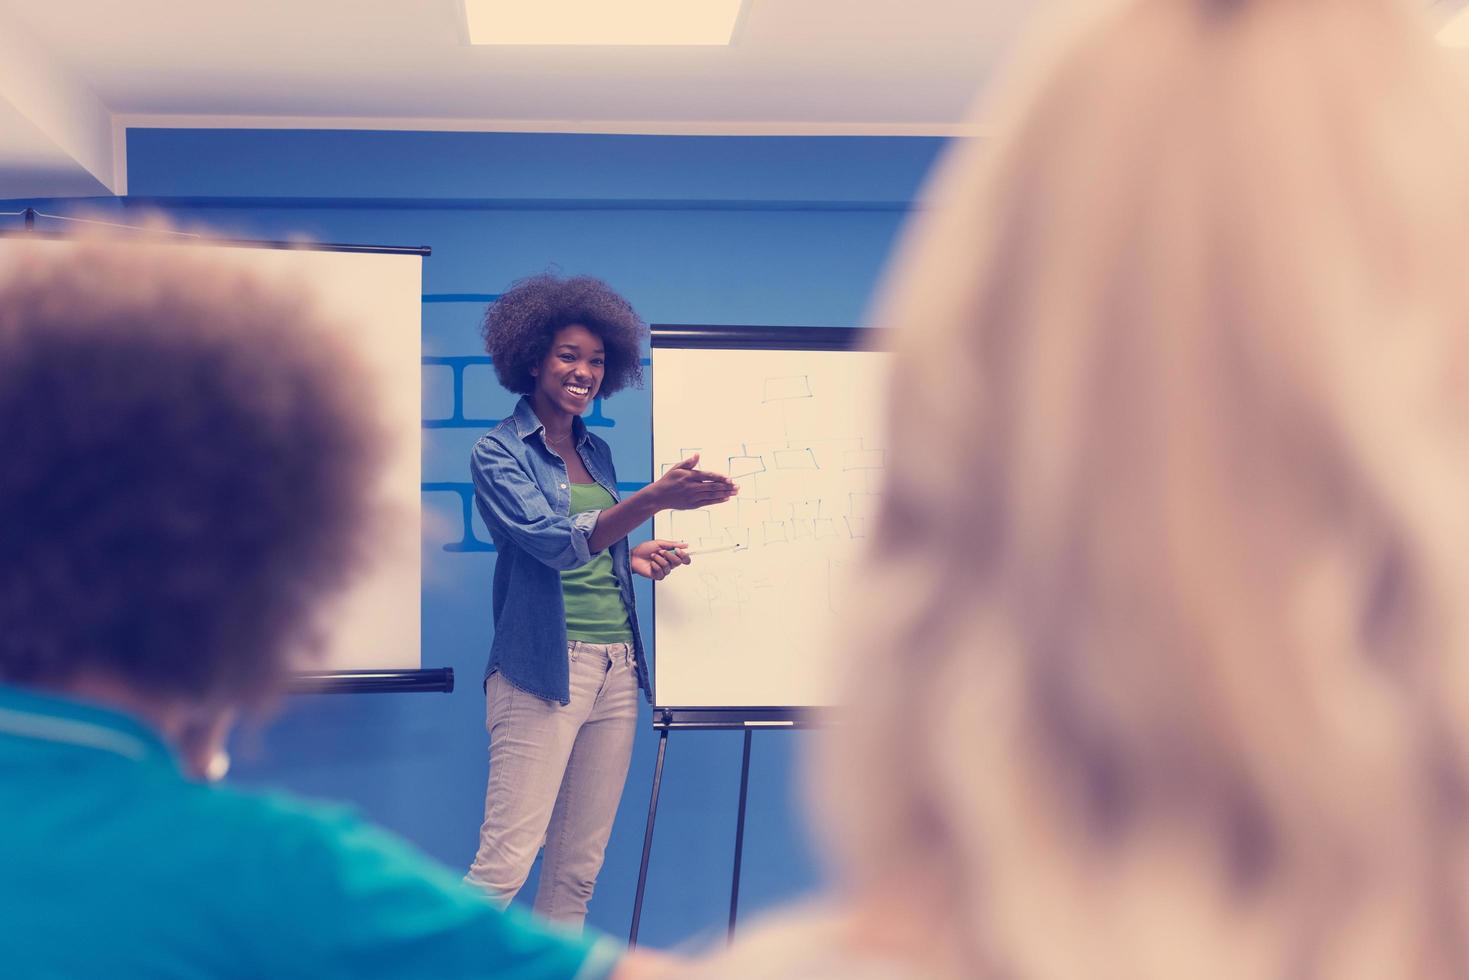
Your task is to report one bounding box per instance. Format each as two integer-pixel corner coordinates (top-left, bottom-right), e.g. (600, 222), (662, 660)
(465, 273), (736, 926)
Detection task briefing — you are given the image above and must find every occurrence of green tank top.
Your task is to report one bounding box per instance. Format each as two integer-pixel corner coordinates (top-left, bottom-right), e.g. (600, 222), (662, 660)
(562, 483), (634, 644)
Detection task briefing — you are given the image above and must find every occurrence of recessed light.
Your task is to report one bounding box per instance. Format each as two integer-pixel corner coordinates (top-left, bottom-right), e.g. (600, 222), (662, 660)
(465, 0), (744, 46)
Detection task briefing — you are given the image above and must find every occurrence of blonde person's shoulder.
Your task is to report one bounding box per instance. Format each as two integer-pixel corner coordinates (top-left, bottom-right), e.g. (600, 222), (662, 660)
(682, 904), (924, 980)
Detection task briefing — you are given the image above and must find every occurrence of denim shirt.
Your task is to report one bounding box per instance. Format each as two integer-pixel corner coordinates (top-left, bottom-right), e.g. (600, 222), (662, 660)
(471, 397), (650, 705)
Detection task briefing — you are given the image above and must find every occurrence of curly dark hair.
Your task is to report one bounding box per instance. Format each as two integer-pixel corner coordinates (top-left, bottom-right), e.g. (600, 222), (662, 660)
(0, 238), (384, 709)
(481, 273), (646, 397)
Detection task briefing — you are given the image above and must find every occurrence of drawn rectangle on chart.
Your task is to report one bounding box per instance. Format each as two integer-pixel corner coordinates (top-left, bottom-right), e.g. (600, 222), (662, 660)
(728, 455), (766, 479)
(773, 448), (818, 470)
(789, 499), (820, 520)
(652, 337), (891, 712)
(668, 510), (713, 541)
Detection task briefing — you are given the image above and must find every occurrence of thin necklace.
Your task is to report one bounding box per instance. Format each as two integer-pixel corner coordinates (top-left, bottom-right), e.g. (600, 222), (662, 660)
(545, 428), (572, 446)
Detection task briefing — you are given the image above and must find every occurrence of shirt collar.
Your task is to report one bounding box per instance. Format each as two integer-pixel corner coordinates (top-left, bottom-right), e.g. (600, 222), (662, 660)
(511, 395), (588, 447)
(0, 682), (178, 769)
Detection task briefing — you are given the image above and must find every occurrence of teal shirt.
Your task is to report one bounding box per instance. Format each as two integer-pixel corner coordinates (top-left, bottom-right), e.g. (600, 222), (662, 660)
(561, 483), (634, 645)
(0, 683), (621, 980)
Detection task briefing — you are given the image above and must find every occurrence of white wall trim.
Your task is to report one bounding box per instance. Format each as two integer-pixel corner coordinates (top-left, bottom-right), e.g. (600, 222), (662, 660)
(111, 114), (128, 197)
(114, 112), (982, 139)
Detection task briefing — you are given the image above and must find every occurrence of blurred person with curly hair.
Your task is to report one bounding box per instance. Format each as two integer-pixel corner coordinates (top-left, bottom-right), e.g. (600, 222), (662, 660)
(0, 239), (662, 980)
(465, 273), (737, 924)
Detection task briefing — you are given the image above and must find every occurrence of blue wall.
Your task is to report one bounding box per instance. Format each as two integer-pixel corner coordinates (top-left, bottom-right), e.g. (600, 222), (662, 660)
(7, 128), (944, 950)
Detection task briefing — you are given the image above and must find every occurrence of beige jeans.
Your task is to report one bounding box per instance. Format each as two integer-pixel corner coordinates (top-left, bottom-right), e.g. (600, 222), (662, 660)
(464, 640), (638, 928)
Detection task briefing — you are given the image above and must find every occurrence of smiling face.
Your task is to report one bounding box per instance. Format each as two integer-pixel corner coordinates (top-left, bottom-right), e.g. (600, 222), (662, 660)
(529, 323), (605, 420)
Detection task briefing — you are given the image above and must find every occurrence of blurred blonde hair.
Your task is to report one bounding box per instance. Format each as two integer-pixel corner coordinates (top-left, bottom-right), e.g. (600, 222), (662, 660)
(817, 0), (1469, 977)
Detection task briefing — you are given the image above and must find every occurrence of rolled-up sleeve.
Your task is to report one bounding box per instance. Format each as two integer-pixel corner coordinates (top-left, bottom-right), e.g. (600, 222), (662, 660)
(471, 437), (599, 571)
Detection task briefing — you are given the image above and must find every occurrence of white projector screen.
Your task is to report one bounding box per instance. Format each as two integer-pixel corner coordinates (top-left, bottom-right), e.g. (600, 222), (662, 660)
(0, 235), (423, 672)
(652, 338), (890, 710)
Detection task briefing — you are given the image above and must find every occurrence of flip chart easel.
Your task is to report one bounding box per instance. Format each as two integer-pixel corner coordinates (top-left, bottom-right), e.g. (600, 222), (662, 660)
(630, 324), (885, 942)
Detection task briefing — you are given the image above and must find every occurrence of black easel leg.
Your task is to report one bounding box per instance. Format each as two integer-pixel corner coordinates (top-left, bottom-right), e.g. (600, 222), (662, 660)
(728, 728), (753, 943)
(629, 727), (669, 948)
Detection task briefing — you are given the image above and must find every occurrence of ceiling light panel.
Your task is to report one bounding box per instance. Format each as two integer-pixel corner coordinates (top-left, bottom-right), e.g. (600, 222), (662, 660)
(465, 0), (744, 46)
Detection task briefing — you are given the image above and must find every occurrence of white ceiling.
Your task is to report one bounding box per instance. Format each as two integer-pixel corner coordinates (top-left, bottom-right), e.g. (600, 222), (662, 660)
(0, 0), (1043, 199)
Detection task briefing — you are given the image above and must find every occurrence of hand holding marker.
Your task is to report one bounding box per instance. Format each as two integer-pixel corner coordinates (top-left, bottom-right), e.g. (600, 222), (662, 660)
(665, 542), (746, 557)
(629, 537), (741, 581)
